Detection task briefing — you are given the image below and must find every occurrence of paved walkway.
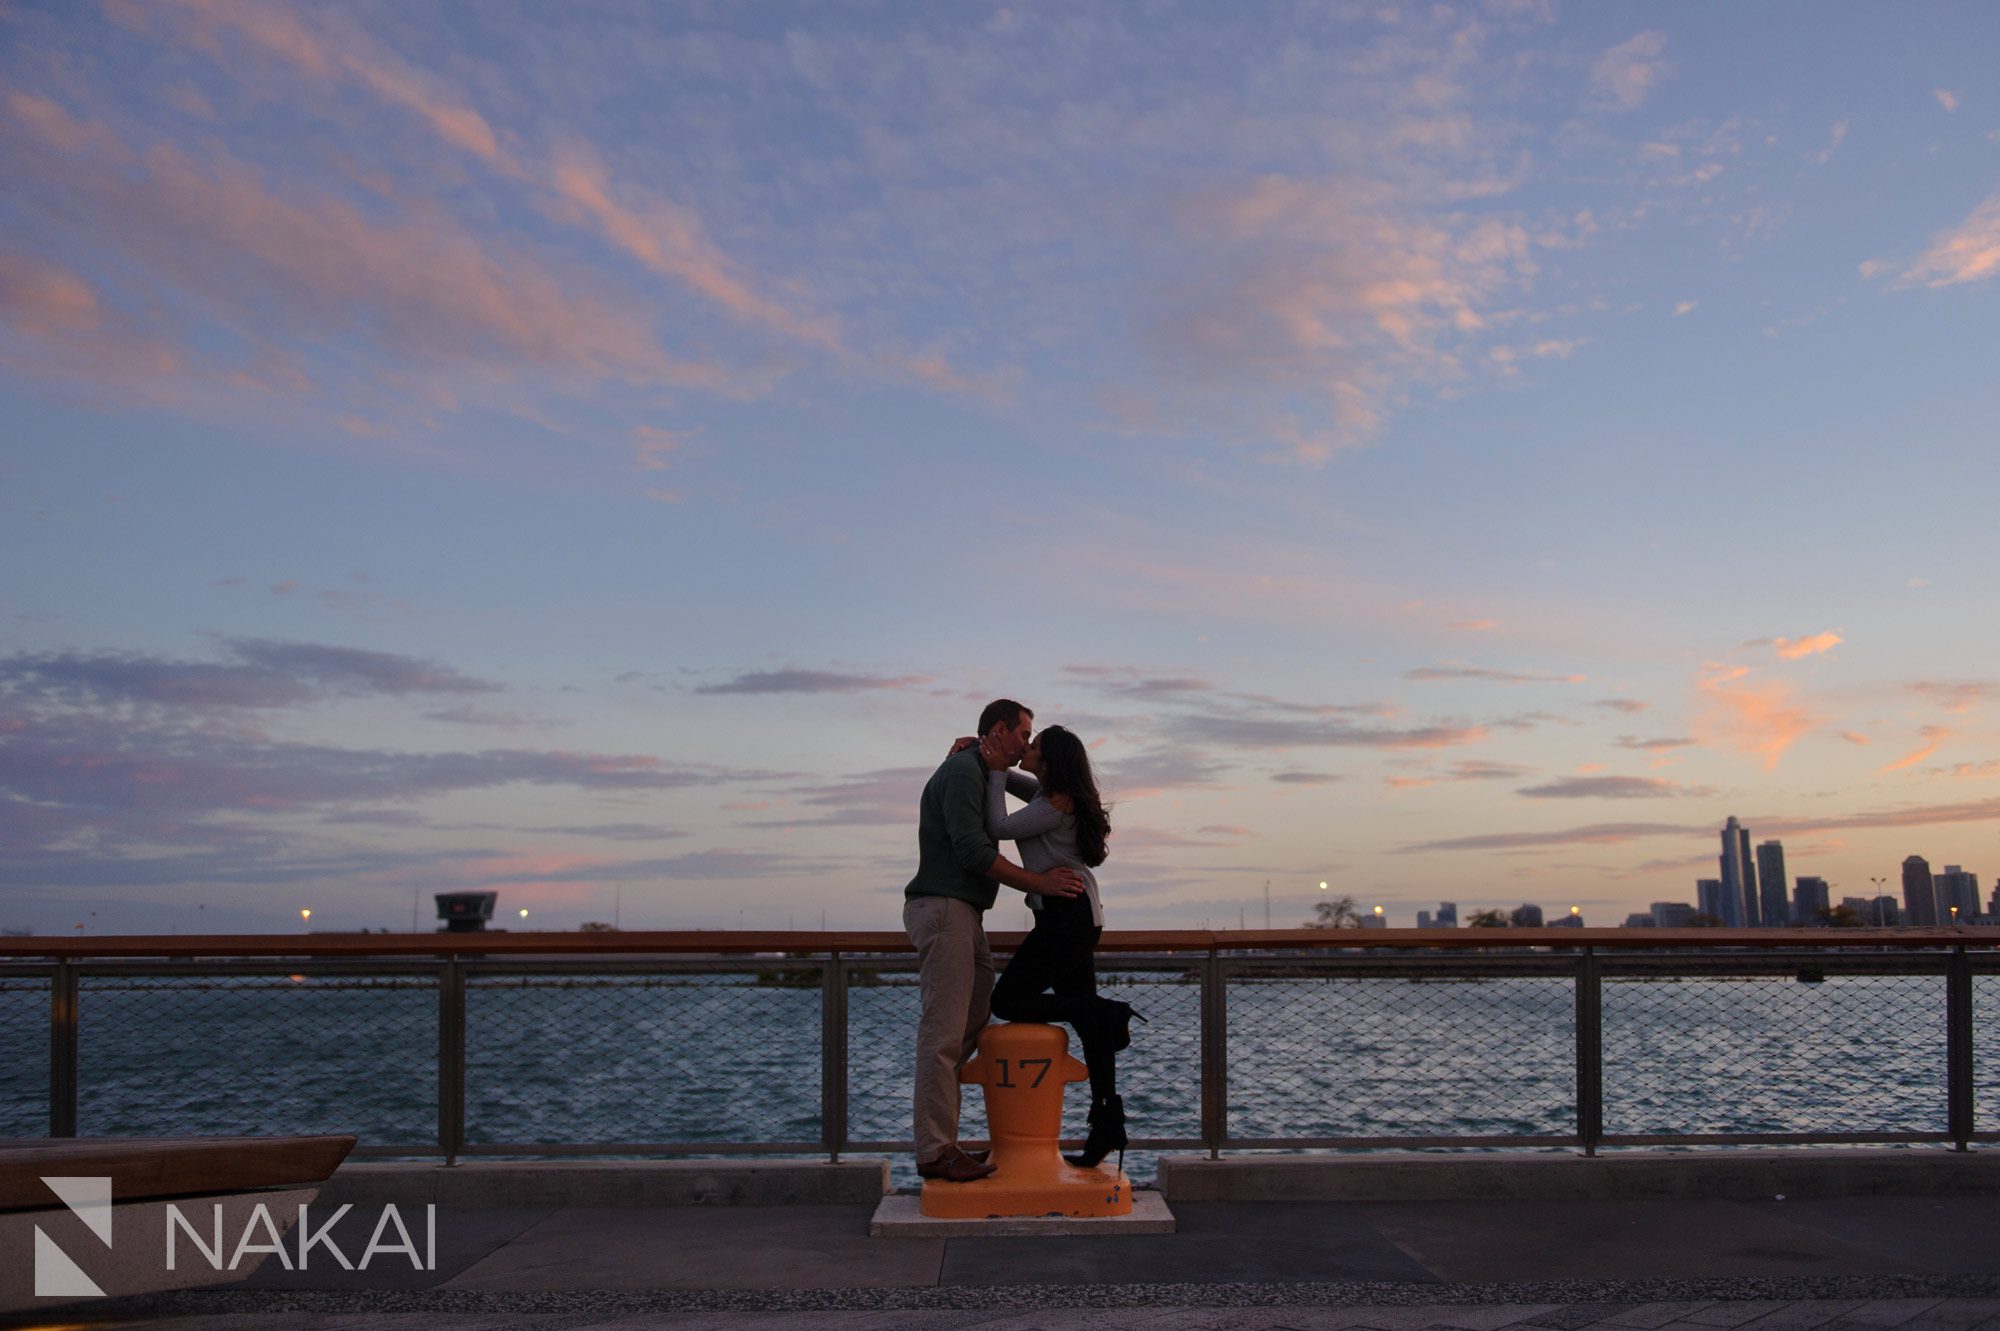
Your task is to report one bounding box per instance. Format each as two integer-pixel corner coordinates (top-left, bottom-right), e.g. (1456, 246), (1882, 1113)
(13, 1195), (1999, 1329)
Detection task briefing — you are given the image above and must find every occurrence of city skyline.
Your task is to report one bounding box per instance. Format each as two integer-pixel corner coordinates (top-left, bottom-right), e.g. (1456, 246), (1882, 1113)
(4, 4), (2000, 935)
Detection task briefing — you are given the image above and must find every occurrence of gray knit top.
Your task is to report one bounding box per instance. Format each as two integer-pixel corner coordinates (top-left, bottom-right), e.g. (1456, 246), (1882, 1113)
(985, 769), (1103, 926)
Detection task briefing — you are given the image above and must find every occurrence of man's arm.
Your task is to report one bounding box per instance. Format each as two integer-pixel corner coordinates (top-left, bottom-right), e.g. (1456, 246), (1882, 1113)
(944, 759), (1084, 898)
(987, 770), (1063, 841)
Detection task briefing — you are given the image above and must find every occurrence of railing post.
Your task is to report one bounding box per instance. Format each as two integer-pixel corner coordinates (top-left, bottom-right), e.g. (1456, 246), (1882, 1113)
(1200, 947), (1227, 1159)
(1574, 946), (1603, 1157)
(821, 951), (848, 1163)
(439, 957), (466, 1166)
(1947, 945), (1973, 1152)
(49, 959), (78, 1138)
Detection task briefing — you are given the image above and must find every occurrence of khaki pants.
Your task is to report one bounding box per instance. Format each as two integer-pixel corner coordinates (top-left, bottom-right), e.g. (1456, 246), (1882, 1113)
(903, 895), (993, 1165)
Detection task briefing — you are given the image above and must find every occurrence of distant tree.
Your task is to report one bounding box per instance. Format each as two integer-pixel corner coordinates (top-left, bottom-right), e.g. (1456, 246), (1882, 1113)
(577, 921), (619, 932)
(1464, 909), (1509, 928)
(1306, 894), (1364, 929)
(1689, 912), (1723, 928)
(1819, 904), (1864, 929)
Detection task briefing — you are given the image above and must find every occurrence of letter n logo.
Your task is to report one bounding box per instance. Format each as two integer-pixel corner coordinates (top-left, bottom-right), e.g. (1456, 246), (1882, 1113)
(35, 1175), (112, 1298)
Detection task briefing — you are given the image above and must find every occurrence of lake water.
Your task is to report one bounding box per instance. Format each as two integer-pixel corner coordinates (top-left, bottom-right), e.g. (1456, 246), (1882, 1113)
(3, 969), (1992, 1184)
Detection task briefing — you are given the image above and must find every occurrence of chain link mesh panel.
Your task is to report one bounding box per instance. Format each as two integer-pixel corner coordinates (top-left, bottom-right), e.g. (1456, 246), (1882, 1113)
(75, 971), (437, 1141)
(1226, 969), (1575, 1139)
(463, 969), (821, 1146)
(1976, 970), (2000, 1134)
(1602, 970), (1948, 1135)
(845, 970), (959, 1146)
(0, 971), (48, 1136)
(844, 963), (1201, 1147)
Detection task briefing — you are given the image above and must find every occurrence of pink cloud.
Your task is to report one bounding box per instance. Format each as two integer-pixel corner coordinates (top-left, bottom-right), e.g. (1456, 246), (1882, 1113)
(1910, 681), (1994, 714)
(0, 254), (102, 337)
(1590, 31), (1670, 111)
(546, 145), (840, 350)
(2, 98), (731, 403)
(164, 0), (506, 165)
(1142, 175), (1544, 461)
(1879, 195), (2000, 288)
(1773, 631), (1842, 660)
(1693, 663), (1820, 770)
(1878, 725), (1950, 775)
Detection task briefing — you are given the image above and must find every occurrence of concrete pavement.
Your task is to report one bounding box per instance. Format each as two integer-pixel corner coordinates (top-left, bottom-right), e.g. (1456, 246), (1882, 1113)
(6, 1193), (1996, 1328)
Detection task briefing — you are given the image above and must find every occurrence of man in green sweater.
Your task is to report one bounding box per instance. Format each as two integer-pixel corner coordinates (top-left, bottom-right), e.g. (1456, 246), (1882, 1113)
(904, 697), (1087, 1182)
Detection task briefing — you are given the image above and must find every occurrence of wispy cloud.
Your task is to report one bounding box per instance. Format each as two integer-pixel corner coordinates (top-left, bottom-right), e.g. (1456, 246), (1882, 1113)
(1878, 725), (1950, 775)
(1807, 120), (1849, 165)
(1910, 681), (1994, 714)
(1693, 663), (1819, 770)
(1063, 666), (1214, 699)
(1518, 775), (1704, 799)
(1594, 698), (1651, 714)
(696, 669), (932, 695)
(1874, 195), (2000, 288)
(1171, 712), (1486, 751)
(1773, 631), (1842, 660)
(1935, 89), (1961, 113)
(1404, 664), (1588, 684)
(0, 639), (496, 712)
(1614, 735), (1696, 751)
(1402, 821), (1701, 853)
(1270, 771), (1346, 785)
(1589, 31), (1670, 111)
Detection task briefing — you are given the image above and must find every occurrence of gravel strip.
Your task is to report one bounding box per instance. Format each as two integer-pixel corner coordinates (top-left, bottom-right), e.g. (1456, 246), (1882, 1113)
(24, 1275), (2000, 1323)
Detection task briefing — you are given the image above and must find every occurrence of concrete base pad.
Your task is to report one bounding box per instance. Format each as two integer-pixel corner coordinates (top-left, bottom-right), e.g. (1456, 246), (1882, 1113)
(321, 1159), (890, 1209)
(870, 1190), (1176, 1237)
(1157, 1148), (2000, 1203)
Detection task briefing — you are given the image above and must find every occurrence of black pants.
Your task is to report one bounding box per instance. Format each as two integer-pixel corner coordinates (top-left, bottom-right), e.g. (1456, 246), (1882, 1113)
(990, 894), (1117, 1101)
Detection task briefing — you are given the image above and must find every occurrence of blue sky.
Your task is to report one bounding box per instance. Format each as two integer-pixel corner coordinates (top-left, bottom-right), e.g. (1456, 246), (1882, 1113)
(3, 1), (1998, 934)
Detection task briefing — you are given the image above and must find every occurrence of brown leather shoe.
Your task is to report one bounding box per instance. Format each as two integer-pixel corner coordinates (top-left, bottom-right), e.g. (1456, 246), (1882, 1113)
(917, 1145), (997, 1182)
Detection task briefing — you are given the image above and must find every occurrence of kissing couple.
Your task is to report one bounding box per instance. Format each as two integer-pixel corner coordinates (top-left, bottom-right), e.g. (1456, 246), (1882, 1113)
(901, 697), (1140, 1183)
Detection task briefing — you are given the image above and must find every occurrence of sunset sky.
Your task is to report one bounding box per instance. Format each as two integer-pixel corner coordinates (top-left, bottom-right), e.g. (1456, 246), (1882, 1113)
(3, 2), (1998, 935)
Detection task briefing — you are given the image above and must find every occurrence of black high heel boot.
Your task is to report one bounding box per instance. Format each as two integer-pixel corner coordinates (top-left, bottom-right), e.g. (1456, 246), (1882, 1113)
(1103, 1000), (1148, 1052)
(1065, 1094), (1128, 1171)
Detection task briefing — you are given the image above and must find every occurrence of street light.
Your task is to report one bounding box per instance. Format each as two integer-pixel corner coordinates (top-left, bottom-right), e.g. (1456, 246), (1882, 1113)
(299, 908), (312, 930)
(1318, 881), (1328, 891)
(519, 908), (529, 921)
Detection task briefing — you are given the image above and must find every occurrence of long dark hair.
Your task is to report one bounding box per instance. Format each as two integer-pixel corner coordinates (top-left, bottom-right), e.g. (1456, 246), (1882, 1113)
(1036, 726), (1110, 868)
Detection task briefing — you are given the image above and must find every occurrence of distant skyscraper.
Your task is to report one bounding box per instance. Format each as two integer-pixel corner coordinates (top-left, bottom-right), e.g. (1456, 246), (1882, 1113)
(1719, 818), (1752, 926)
(1739, 824), (1760, 925)
(1902, 855), (1937, 925)
(1933, 866), (1980, 922)
(1990, 879), (2000, 921)
(1755, 841), (1789, 925)
(1510, 903), (1545, 928)
(1623, 912), (1657, 928)
(1793, 876), (1831, 923)
(1697, 878), (1726, 922)
(1416, 910), (1434, 930)
(1436, 902), (1458, 928)
(1652, 901), (1698, 928)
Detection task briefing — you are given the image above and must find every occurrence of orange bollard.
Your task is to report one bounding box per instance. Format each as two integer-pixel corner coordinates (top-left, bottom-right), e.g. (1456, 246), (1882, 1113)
(918, 1021), (1132, 1219)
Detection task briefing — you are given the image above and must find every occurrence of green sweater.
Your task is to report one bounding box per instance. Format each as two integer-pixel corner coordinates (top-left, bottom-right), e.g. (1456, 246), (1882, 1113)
(903, 747), (1001, 910)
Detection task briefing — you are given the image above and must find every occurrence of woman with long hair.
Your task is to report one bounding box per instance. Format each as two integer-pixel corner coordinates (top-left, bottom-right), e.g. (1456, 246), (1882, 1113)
(963, 723), (1140, 1169)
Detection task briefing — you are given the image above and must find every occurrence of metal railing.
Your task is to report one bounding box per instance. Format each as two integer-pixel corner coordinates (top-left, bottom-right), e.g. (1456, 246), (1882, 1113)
(1, 928), (1994, 1161)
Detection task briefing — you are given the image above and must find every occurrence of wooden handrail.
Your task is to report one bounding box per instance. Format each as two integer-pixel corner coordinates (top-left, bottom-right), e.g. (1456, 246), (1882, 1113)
(0, 925), (1993, 959)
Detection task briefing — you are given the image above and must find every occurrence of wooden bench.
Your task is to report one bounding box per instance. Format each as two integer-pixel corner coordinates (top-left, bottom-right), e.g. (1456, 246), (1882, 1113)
(0, 1134), (356, 1310)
